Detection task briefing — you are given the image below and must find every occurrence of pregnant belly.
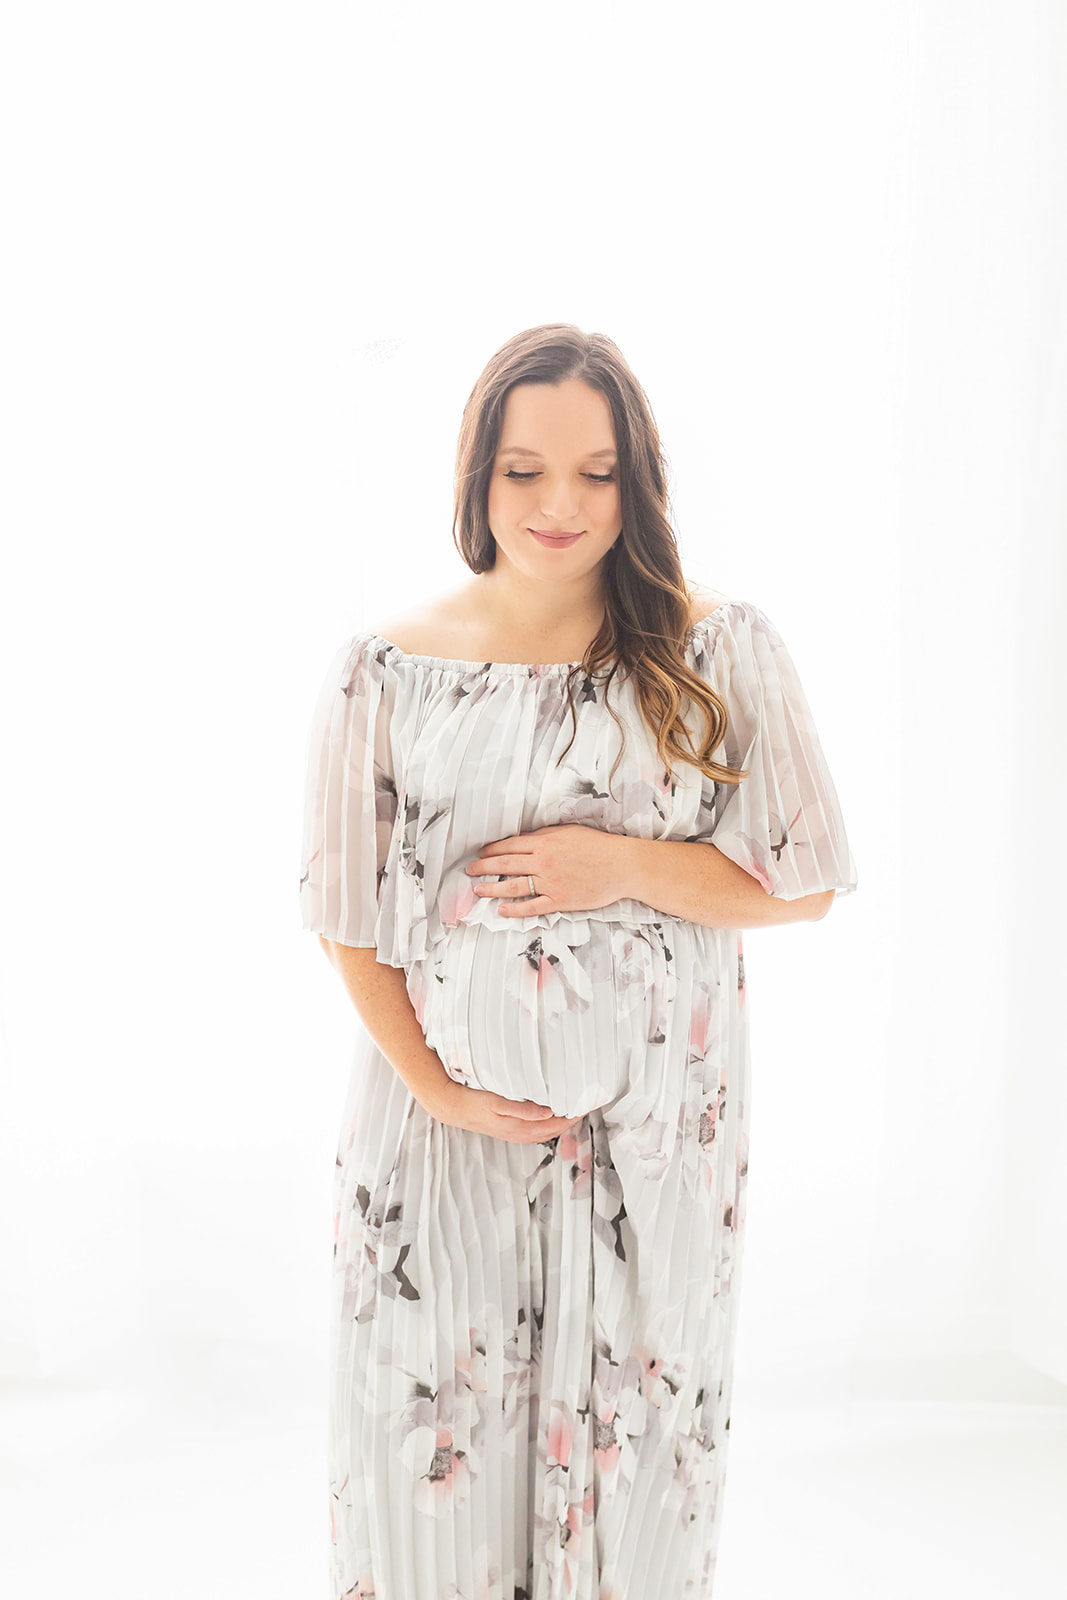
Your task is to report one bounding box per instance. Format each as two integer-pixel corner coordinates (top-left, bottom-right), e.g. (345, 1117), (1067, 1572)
(406, 915), (696, 1120)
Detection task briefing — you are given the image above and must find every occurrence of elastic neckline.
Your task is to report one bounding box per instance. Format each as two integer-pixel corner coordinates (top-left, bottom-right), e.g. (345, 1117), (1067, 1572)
(362, 602), (734, 676)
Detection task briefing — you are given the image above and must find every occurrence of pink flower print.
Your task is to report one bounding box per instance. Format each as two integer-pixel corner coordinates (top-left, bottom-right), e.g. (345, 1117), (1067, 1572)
(438, 873), (478, 929)
(406, 967), (428, 1030)
(544, 1481), (592, 1598)
(640, 1355), (669, 1405)
(688, 992), (716, 1057)
(531, 944), (566, 1002)
(406, 1425), (472, 1517)
(564, 1496), (586, 1553)
(560, 1486), (595, 1587)
(506, 933), (589, 1024)
(592, 1409), (621, 1472)
(559, 1122), (593, 1200)
(546, 1402), (573, 1469)
(653, 762), (673, 801)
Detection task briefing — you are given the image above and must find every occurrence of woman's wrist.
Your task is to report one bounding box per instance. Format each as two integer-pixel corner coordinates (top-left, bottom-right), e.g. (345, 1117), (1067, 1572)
(417, 1069), (463, 1120)
(393, 1042), (455, 1111)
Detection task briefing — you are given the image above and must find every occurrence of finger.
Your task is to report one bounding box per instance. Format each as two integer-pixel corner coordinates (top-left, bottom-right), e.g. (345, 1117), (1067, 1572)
(473, 875), (515, 898)
(490, 1094), (555, 1120)
(498, 895), (547, 916)
(469, 857), (532, 880)
(499, 877), (542, 900)
(497, 1112), (588, 1145)
(498, 1110), (583, 1138)
(471, 874), (531, 900)
(537, 1114), (586, 1139)
(509, 1115), (577, 1143)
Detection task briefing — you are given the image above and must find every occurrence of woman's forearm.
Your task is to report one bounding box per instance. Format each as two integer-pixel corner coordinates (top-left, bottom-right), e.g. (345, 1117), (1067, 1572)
(616, 837), (835, 928)
(318, 938), (453, 1108)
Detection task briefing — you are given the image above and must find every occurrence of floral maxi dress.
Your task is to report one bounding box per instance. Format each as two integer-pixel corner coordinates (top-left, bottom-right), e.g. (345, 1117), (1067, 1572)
(298, 597), (858, 1600)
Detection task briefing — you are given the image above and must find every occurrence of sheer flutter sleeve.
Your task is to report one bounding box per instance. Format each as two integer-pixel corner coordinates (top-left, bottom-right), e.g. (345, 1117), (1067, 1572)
(298, 634), (398, 946)
(690, 601), (858, 902)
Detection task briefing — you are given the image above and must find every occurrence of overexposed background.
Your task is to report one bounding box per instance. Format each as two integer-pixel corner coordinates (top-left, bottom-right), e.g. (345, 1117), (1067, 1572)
(2, 1), (1065, 1595)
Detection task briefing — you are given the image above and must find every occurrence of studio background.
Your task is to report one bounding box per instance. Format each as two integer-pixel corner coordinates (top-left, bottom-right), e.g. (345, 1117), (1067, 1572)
(2, 1), (1065, 1595)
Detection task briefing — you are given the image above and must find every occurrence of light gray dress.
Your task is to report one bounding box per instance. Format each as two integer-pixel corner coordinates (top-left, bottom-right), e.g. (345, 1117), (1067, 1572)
(298, 597), (858, 1600)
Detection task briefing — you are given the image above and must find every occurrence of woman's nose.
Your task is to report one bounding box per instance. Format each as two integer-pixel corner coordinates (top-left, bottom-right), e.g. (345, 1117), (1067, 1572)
(539, 483), (580, 518)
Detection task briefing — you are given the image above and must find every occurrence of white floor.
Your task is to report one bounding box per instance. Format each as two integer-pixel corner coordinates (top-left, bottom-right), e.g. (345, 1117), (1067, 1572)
(1, 1388), (1065, 1598)
(717, 1400), (1067, 1600)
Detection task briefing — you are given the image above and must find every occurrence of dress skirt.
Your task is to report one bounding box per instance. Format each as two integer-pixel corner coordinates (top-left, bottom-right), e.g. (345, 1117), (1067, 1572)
(327, 916), (751, 1600)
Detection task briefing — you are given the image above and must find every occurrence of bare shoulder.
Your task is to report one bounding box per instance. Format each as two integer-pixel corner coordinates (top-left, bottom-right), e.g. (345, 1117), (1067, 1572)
(367, 590), (476, 657)
(366, 608), (434, 654)
(687, 581), (734, 624)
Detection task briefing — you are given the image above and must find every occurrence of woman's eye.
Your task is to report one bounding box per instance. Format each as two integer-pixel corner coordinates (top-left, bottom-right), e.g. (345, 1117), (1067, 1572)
(503, 470), (615, 483)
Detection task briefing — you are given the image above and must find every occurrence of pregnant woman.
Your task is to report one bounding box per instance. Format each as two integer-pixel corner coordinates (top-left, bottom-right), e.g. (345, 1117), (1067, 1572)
(298, 323), (858, 1599)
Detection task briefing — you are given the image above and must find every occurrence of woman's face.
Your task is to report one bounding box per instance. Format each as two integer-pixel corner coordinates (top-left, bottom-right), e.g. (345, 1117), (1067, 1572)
(486, 379), (623, 581)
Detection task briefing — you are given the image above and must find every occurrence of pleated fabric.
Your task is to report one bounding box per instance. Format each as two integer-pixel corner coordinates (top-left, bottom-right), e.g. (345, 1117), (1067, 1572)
(299, 597), (858, 1600)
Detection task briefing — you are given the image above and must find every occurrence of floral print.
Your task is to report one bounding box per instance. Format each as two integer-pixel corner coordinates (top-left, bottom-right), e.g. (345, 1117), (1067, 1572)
(299, 598), (857, 1598)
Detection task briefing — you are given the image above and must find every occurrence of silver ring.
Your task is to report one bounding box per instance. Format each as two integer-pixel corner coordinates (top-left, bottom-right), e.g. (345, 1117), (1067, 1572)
(527, 874), (536, 897)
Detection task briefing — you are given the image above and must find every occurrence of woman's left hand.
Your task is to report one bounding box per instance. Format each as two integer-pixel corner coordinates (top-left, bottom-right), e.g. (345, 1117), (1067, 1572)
(464, 824), (633, 916)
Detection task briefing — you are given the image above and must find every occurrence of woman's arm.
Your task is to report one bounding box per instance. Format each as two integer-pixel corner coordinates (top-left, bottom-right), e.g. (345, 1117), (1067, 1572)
(317, 940), (585, 1142)
(465, 827), (835, 929)
(615, 837), (836, 928)
(318, 939), (456, 1106)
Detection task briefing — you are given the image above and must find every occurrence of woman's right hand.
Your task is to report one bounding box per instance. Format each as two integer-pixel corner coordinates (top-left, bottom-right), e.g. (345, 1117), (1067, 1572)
(425, 1076), (585, 1144)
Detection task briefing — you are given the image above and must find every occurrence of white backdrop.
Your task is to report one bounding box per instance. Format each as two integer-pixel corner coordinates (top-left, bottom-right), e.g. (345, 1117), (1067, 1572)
(2, 0), (1065, 1568)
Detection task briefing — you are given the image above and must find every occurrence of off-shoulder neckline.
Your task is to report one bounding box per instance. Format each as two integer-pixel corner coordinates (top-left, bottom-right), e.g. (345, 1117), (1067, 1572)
(359, 598), (741, 676)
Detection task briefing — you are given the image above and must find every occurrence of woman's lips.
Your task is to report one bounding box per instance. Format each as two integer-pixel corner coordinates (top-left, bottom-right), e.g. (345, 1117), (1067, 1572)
(530, 529), (583, 547)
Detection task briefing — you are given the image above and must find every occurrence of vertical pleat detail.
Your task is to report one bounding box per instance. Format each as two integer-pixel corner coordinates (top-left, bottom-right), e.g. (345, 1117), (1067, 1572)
(687, 601), (859, 902)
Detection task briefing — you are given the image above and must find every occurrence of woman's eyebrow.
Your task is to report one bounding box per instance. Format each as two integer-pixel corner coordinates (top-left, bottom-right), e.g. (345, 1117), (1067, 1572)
(498, 446), (618, 459)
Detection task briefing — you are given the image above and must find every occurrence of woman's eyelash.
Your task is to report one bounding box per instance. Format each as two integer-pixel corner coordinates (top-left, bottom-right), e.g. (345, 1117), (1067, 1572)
(504, 470), (615, 483)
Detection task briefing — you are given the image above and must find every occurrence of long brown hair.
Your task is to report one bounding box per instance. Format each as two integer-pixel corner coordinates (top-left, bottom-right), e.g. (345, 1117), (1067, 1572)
(452, 323), (749, 797)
